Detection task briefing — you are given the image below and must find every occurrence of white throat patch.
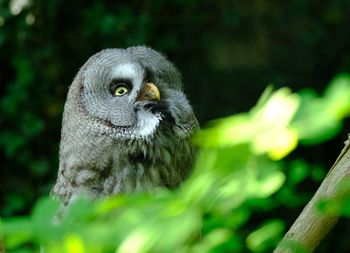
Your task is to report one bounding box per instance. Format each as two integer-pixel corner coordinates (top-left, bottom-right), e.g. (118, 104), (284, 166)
(136, 109), (161, 137)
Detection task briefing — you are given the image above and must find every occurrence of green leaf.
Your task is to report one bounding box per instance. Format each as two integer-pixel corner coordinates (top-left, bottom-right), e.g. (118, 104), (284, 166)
(293, 73), (350, 145)
(246, 219), (285, 252)
(288, 160), (309, 185)
(1, 217), (33, 248)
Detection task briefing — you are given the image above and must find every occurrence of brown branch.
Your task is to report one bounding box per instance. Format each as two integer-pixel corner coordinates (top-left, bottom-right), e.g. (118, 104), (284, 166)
(274, 137), (350, 253)
(0, 238), (4, 253)
(0, 218), (4, 253)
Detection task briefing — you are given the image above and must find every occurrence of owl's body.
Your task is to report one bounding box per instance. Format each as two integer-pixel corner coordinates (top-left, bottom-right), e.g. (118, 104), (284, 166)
(52, 47), (198, 205)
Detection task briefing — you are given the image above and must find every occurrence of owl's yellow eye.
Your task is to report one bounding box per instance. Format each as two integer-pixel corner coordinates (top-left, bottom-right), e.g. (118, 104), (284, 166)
(113, 84), (129, 96)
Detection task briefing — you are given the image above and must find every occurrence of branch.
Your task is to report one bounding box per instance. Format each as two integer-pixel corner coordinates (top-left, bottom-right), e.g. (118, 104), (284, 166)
(0, 222), (4, 253)
(0, 238), (4, 253)
(274, 137), (350, 253)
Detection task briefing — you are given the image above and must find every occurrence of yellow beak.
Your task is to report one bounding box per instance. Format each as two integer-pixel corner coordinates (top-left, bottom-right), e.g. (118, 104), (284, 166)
(137, 82), (160, 101)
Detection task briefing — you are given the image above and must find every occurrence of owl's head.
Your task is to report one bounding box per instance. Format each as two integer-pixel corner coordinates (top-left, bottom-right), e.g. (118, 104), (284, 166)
(64, 46), (196, 141)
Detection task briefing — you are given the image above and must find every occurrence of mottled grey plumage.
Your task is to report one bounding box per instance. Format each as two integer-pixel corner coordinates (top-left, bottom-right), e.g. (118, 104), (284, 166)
(52, 46), (198, 205)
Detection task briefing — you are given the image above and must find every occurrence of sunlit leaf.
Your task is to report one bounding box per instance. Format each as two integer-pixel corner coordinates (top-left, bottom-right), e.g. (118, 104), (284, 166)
(64, 234), (85, 253)
(246, 219), (285, 252)
(253, 127), (298, 160)
(1, 217), (33, 248)
(251, 171), (286, 198)
(324, 74), (350, 119)
(197, 87), (300, 160)
(29, 197), (64, 249)
(191, 228), (232, 253)
(293, 73), (350, 144)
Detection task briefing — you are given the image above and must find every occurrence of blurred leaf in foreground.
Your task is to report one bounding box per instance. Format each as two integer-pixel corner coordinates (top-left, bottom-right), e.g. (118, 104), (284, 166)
(246, 219), (285, 252)
(197, 86), (300, 160)
(292, 73), (350, 145)
(3, 75), (350, 252)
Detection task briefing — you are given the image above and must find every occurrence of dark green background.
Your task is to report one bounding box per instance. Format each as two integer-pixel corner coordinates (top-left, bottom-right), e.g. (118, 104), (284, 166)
(1, 1), (350, 252)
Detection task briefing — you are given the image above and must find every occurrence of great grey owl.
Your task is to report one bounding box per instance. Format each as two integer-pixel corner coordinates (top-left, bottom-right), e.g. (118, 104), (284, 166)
(52, 46), (199, 205)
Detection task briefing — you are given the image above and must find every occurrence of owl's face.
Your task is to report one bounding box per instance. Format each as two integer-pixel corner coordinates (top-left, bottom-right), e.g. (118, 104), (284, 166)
(73, 46), (194, 140)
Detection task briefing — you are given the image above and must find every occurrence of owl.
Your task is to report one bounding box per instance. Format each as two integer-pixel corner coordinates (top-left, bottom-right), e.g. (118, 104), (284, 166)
(51, 46), (199, 205)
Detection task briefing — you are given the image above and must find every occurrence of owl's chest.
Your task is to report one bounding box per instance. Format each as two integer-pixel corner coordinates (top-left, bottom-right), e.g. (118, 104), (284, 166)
(103, 144), (180, 194)
(100, 162), (166, 196)
(57, 128), (192, 204)
(73, 139), (179, 197)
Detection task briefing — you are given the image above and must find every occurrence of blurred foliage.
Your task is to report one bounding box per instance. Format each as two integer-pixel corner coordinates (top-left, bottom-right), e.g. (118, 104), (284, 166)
(1, 0), (350, 252)
(2, 77), (350, 252)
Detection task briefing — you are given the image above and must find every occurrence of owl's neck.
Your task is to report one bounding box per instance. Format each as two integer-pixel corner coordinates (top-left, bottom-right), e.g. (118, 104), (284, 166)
(132, 109), (162, 138)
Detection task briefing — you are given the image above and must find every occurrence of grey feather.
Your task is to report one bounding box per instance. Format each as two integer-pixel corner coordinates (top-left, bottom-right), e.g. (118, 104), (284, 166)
(51, 46), (199, 205)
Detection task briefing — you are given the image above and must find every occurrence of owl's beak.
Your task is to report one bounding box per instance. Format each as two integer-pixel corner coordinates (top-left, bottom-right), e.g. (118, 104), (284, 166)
(137, 82), (160, 101)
